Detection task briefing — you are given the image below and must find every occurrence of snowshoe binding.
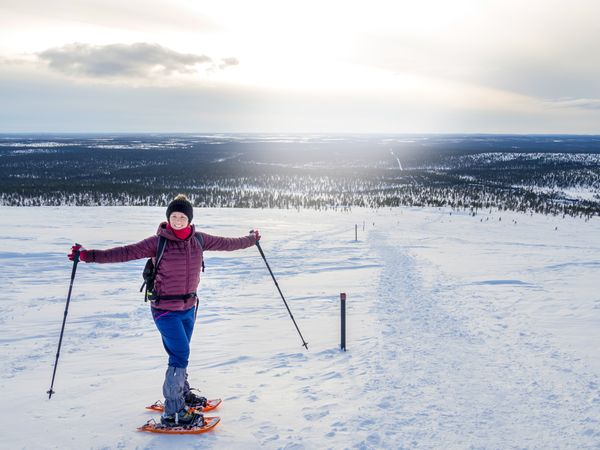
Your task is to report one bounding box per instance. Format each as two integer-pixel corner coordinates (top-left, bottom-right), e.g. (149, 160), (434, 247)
(160, 406), (204, 427)
(145, 396), (221, 413)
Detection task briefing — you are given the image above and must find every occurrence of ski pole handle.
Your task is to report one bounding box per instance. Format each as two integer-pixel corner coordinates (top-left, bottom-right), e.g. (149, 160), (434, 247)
(249, 229), (261, 244)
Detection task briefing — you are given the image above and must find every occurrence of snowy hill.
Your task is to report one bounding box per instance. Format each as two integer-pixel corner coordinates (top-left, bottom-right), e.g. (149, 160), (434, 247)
(1, 206), (599, 449)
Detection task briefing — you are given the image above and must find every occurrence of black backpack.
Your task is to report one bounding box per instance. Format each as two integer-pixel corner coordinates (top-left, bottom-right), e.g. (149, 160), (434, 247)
(140, 233), (205, 302)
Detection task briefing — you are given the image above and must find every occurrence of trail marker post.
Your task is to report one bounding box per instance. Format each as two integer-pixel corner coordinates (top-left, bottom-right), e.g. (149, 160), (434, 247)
(340, 292), (346, 351)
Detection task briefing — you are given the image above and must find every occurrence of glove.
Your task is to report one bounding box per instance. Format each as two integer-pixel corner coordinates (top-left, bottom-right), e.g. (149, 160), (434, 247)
(68, 244), (87, 262)
(250, 229), (261, 242)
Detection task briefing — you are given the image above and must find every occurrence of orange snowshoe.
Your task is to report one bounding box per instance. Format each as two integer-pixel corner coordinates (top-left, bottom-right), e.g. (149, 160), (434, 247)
(138, 416), (220, 434)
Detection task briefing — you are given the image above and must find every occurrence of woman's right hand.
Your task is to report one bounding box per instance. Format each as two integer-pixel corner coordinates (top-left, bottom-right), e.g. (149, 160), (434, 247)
(68, 244), (87, 261)
(249, 229), (261, 242)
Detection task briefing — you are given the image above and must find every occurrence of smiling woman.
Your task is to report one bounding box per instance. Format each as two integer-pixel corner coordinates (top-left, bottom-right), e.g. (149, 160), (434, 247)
(65, 192), (260, 427)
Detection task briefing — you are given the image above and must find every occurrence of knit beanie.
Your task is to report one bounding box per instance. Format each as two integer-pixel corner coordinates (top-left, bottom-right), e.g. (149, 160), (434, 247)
(166, 194), (194, 222)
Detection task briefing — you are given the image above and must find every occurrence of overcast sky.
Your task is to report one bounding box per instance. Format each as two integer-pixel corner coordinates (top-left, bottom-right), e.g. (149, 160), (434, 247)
(1, 0), (600, 133)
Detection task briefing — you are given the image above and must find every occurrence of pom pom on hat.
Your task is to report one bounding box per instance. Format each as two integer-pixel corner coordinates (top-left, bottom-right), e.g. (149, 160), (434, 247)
(166, 194), (193, 222)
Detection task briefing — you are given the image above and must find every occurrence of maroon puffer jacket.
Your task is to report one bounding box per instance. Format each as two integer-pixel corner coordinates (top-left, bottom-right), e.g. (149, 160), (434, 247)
(85, 222), (256, 311)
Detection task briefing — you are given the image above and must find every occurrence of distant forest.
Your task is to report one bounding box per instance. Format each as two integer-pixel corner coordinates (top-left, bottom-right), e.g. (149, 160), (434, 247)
(1, 134), (599, 218)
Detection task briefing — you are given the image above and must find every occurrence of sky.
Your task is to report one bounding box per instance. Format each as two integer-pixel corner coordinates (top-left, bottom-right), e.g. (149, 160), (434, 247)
(1, 0), (600, 133)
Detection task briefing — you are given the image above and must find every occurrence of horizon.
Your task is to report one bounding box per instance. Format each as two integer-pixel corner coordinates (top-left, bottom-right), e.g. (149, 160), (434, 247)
(2, 132), (600, 137)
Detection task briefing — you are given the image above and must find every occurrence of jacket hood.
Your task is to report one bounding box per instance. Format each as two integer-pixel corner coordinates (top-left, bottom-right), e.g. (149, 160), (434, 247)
(157, 221), (196, 241)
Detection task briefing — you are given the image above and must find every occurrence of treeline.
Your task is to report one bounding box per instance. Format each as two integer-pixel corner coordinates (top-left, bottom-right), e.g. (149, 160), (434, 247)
(1, 177), (598, 218)
(0, 139), (599, 218)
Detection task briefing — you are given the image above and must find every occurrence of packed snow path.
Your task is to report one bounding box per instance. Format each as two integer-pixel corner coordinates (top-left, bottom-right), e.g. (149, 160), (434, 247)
(0, 207), (598, 449)
(362, 225), (600, 448)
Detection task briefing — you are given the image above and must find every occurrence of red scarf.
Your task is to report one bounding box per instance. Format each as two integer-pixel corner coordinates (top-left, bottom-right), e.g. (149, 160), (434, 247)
(167, 223), (192, 240)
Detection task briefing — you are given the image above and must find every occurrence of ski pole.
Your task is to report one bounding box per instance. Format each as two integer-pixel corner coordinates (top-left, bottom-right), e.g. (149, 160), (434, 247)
(254, 237), (308, 350)
(47, 244), (80, 399)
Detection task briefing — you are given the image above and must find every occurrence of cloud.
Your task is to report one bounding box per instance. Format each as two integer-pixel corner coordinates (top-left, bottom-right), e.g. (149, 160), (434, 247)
(349, 2), (600, 103)
(37, 42), (236, 79)
(219, 57), (239, 70)
(548, 98), (600, 110)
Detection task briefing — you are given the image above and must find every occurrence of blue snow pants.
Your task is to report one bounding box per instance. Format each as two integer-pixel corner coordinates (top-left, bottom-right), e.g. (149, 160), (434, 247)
(152, 306), (196, 369)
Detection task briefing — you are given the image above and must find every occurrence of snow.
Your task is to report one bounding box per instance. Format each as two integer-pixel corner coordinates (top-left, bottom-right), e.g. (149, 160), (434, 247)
(560, 187), (600, 202)
(1, 206), (599, 449)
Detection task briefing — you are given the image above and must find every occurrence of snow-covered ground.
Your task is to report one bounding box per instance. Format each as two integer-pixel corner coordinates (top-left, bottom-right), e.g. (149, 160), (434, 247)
(1, 206), (599, 449)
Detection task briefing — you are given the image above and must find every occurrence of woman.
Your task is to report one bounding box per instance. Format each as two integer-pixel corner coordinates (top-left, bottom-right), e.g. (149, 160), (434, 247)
(68, 194), (260, 427)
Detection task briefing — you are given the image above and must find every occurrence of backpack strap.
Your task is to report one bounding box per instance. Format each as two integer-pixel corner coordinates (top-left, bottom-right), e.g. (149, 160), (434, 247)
(143, 236), (167, 303)
(155, 235), (168, 269)
(194, 232), (205, 273)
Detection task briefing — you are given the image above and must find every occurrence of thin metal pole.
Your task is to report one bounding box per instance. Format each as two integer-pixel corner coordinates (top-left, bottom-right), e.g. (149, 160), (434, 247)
(47, 246), (80, 399)
(340, 293), (346, 351)
(255, 240), (308, 350)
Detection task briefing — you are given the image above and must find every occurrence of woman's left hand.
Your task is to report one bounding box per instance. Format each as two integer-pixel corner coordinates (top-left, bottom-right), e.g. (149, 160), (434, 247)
(68, 244), (87, 261)
(250, 229), (261, 241)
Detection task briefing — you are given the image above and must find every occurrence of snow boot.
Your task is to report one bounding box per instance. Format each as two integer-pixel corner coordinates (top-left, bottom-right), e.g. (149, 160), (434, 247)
(183, 370), (208, 408)
(160, 406), (204, 427)
(184, 389), (208, 409)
